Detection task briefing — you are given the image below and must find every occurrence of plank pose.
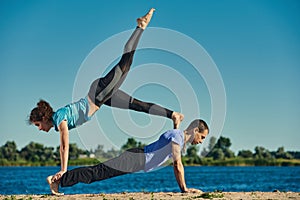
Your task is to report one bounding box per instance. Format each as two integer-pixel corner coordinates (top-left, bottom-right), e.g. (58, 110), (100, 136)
(28, 8), (184, 183)
(47, 119), (209, 195)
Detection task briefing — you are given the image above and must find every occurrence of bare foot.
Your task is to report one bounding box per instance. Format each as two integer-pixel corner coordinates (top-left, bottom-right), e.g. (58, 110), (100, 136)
(137, 8), (155, 29)
(172, 112), (184, 129)
(46, 176), (64, 195)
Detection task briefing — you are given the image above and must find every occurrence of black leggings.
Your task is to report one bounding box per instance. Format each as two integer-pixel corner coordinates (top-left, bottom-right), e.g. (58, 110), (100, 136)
(60, 148), (145, 187)
(88, 27), (173, 119)
(104, 90), (173, 118)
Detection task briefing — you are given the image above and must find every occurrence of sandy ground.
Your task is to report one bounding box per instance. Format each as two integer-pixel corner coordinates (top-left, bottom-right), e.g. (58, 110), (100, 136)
(1, 191), (300, 200)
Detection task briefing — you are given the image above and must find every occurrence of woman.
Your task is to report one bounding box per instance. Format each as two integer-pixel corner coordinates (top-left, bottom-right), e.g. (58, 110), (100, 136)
(28, 8), (184, 183)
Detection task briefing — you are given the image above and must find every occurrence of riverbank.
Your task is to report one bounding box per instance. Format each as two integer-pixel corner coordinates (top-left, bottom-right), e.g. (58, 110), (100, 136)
(1, 191), (300, 200)
(1, 157), (300, 166)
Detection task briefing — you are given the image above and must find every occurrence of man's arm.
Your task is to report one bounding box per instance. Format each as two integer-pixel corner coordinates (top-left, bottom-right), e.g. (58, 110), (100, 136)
(172, 142), (202, 193)
(172, 142), (188, 192)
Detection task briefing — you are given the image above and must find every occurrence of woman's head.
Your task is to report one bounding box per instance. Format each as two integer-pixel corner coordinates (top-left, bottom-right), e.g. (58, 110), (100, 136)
(185, 119), (209, 145)
(28, 100), (54, 132)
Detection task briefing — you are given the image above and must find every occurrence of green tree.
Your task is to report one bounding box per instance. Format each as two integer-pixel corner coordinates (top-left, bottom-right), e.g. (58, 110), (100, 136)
(275, 147), (293, 159)
(186, 145), (200, 164)
(210, 149), (225, 160)
(41, 146), (55, 162)
(0, 141), (19, 161)
(215, 136), (231, 150)
(54, 143), (88, 160)
(224, 148), (235, 158)
(20, 142), (49, 162)
(238, 150), (253, 158)
(206, 136), (235, 159)
(254, 146), (272, 159)
(121, 138), (145, 151)
(201, 136), (216, 157)
(69, 143), (86, 159)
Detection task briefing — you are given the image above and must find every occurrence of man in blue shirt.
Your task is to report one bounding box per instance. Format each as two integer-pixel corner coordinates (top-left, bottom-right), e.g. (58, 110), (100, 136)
(47, 119), (209, 195)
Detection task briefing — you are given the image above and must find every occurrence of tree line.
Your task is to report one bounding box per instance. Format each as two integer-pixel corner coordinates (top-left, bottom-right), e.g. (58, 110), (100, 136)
(1, 136), (299, 166)
(0, 138), (144, 166)
(0, 141), (89, 166)
(184, 136), (300, 166)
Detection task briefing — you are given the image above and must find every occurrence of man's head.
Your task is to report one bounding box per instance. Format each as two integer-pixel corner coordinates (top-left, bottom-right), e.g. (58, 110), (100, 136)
(185, 119), (209, 145)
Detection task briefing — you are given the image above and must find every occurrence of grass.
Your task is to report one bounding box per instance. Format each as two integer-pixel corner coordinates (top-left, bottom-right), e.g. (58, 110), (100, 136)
(191, 192), (224, 199)
(3, 196), (33, 200)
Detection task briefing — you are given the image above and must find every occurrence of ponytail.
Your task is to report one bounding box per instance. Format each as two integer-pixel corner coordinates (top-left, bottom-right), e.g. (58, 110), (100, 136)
(28, 100), (54, 124)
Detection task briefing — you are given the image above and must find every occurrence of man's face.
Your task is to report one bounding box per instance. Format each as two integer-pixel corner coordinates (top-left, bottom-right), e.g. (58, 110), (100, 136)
(192, 129), (209, 145)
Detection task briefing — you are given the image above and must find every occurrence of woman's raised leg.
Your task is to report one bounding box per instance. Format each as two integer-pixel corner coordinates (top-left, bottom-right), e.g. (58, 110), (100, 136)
(88, 8), (155, 108)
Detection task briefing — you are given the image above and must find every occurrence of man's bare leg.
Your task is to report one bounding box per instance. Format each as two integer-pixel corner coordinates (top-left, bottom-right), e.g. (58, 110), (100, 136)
(46, 176), (64, 195)
(172, 112), (184, 129)
(137, 8), (155, 29)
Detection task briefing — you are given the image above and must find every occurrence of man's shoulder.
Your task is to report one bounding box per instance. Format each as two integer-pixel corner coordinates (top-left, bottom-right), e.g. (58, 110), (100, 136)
(164, 129), (183, 135)
(162, 129), (184, 142)
(170, 129), (184, 146)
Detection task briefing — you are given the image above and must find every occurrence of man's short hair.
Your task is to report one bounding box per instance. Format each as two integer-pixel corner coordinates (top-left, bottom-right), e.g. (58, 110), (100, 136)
(187, 119), (209, 133)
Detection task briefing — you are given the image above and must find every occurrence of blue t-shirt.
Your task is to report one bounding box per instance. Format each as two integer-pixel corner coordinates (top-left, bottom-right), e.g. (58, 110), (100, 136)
(52, 97), (91, 131)
(144, 129), (184, 172)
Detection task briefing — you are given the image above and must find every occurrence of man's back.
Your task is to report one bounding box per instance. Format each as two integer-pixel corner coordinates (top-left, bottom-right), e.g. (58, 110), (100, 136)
(144, 129), (184, 172)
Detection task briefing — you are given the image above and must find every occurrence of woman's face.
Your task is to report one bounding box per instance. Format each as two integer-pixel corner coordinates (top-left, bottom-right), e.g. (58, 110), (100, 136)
(33, 119), (52, 132)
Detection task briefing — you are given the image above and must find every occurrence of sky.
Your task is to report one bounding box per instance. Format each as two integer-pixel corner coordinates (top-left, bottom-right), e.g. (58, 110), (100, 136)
(0, 0), (299, 154)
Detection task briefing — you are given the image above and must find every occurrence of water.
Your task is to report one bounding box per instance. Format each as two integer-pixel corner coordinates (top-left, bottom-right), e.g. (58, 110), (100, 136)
(0, 166), (300, 195)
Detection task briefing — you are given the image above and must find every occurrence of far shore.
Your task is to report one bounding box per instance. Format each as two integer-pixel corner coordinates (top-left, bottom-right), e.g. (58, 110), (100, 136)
(1, 191), (300, 200)
(1, 157), (300, 167)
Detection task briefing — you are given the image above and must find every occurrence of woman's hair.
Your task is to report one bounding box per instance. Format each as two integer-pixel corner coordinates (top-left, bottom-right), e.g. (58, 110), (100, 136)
(28, 100), (54, 124)
(186, 119), (209, 134)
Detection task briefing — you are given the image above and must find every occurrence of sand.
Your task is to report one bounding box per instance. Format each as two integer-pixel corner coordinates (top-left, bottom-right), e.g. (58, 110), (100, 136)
(1, 191), (300, 200)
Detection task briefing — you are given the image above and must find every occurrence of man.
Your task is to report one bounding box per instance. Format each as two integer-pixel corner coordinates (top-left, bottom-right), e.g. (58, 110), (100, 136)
(47, 119), (209, 195)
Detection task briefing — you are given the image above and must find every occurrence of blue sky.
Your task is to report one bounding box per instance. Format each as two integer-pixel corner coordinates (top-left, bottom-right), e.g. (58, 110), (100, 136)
(0, 0), (299, 153)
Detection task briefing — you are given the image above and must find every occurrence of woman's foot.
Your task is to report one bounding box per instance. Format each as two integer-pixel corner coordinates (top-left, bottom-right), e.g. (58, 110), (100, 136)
(46, 176), (64, 195)
(172, 112), (184, 129)
(137, 8), (155, 29)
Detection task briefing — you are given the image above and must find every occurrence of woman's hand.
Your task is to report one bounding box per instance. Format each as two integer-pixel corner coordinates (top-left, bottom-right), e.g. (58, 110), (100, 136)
(51, 170), (66, 182)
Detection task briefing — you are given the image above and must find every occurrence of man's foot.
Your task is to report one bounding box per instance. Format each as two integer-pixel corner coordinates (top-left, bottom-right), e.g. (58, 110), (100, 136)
(46, 176), (64, 195)
(187, 188), (203, 193)
(137, 8), (155, 29)
(172, 112), (184, 129)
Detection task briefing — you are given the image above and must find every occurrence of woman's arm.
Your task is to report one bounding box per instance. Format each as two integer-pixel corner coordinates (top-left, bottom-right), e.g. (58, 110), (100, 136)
(59, 120), (69, 172)
(51, 120), (69, 182)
